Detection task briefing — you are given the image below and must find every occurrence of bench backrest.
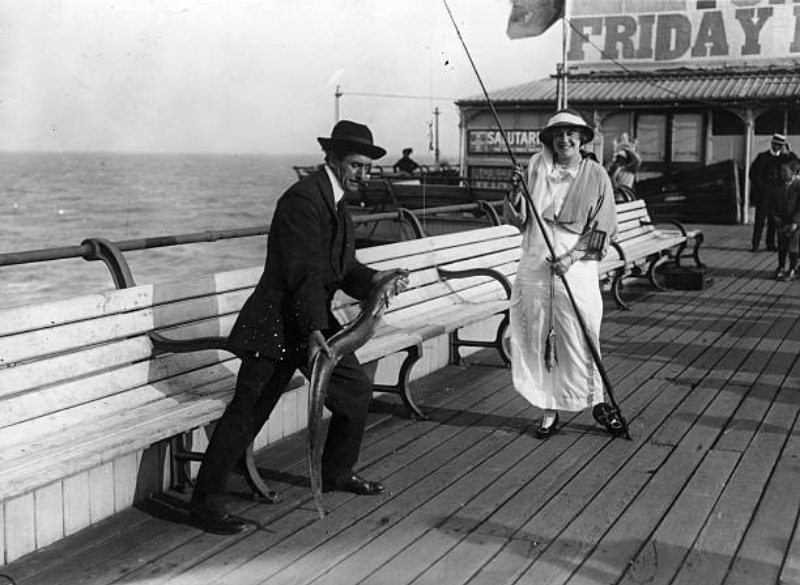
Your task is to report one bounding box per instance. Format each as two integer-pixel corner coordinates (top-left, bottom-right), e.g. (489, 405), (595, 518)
(614, 199), (658, 246)
(0, 276), (249, 484)
(335, 224), (521, 326)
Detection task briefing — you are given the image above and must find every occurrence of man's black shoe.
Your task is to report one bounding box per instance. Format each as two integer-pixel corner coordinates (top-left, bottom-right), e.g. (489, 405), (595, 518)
(322, 473), (384, 495)
(189, 504), (254, 535)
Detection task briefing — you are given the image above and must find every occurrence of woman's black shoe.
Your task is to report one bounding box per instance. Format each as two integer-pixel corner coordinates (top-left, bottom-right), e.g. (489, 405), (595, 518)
(535, 412), (559, 440)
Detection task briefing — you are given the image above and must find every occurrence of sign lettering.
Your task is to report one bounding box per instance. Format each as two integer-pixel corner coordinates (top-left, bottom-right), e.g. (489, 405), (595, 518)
(568, 0), (800, 64)
(468, 129), (542, 155)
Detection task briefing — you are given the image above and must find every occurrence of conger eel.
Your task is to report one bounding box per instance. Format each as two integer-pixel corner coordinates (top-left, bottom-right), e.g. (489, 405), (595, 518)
(307, 270), (407, 519)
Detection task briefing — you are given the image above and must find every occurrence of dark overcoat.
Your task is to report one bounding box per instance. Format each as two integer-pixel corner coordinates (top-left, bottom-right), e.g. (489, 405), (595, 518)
(749, 149), (798, 207)
(227, 168), (376, 361)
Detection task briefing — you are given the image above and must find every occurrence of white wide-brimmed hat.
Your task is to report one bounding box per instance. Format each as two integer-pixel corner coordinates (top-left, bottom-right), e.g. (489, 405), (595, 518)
(539, 109), (595, 147)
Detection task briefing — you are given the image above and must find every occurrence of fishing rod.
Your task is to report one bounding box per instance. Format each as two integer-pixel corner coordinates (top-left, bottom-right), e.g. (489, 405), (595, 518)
(442, 0), (630, 440)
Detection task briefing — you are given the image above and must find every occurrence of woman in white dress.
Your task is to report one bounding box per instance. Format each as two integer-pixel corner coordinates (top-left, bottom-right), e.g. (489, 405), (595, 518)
(504, 109), (619, 439)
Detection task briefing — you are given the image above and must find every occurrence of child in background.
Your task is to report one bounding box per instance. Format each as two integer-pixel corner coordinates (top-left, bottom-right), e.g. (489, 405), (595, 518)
(773, 158), (800, 281)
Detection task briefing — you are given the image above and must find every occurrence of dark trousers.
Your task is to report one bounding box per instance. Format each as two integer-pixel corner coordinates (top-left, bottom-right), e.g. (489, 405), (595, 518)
(192, 351), (373, 503)
(752, 195), (777, 250)
(777, 224), (799, 271)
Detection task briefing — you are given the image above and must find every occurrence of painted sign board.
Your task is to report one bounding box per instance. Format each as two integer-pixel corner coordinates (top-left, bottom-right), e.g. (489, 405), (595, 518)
(468, 129), (542, 155)
(568, 0), (800, 65)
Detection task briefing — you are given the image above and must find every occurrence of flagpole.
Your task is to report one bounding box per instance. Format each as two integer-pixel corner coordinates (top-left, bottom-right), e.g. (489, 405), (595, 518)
(561, 0), (569, 108)
(555, 63), (563, 110)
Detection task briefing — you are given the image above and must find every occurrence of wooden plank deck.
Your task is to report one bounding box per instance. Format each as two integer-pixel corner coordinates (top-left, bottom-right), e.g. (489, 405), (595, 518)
(5, 223), (800, 585)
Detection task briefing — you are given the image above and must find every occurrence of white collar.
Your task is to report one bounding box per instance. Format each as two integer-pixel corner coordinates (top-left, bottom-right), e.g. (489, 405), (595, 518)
(324, 164), (344, 204)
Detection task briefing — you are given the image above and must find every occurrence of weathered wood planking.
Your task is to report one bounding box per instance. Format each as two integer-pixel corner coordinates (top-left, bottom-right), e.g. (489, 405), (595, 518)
(14, 361), (509, 585)
(5, 224), (799, 584)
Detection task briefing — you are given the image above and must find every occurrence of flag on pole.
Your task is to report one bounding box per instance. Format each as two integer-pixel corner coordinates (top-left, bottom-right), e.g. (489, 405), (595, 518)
(506, 0), (565, 39)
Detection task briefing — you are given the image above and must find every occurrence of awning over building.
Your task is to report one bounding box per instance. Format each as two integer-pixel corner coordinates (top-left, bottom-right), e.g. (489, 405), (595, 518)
(457, 65), (800, 107)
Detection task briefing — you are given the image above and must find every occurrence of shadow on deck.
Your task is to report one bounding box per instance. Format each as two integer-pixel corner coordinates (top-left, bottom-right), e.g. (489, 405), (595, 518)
(6, 223), (800, 585)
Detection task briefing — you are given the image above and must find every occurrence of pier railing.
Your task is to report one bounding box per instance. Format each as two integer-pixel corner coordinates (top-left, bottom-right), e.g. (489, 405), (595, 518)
(0, 201), (503, 287)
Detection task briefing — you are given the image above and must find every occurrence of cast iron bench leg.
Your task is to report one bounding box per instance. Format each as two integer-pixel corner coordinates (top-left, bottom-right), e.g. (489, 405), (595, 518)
(673, 241), (687, 268)
(648, 255), (669, 291)
(692, 233), (705, 268)
(450, 312), (511, 367)
(169, 429), (280, 503)
(242, 443), (280, 503)
(372, 344), (426, 420)
(611, 268), (630, 310)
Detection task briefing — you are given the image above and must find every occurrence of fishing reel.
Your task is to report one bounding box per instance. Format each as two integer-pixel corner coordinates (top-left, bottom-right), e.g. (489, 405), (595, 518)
(575, 221), (607, 256)
(592, 403), (629, 439)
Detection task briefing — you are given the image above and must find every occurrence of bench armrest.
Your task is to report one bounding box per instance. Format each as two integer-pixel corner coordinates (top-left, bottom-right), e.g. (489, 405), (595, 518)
(610, 241), (627, 266)
(437, 267), (512, 299)
(149, 331), (244, 358)
(641, 219), (688, 238)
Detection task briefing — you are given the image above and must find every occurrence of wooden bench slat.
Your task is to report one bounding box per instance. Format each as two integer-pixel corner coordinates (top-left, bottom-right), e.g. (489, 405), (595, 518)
(0, 389), (236, 501)
(0, 350), (238, 431)
(0, 287), (156, 337)
(0, 360), (239, 455)
(354, 225), (519, 265)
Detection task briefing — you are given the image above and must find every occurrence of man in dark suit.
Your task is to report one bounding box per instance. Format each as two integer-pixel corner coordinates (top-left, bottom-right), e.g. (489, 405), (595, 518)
(189, 120), (406, 534)
(750, 133), (798, 252)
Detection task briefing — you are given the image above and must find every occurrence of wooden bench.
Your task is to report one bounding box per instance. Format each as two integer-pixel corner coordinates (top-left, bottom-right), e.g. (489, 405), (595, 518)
(0, 225), (519, 564)
(608, 199), (705, 309)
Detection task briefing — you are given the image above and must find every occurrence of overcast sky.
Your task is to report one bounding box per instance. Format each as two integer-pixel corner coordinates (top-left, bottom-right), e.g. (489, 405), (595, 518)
(0, 0), (562, 160)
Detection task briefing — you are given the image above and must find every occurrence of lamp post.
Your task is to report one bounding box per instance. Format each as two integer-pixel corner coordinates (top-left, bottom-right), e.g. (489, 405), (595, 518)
(334, 85), (342, 123)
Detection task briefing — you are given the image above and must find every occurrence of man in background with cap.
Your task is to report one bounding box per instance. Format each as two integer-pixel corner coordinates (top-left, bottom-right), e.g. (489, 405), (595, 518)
(393, 147), (421, 175)
(187, 120), (407, 535)
(749, 133), (797, 252)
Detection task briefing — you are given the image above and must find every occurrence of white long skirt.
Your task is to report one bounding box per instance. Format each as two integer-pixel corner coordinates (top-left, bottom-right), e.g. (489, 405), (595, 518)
(509, 246), (605, 412)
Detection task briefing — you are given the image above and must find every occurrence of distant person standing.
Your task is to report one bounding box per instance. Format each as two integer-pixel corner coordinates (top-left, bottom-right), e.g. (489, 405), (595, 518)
(393, 148), (421, 175)
(749, 133), (797, 252)
(772, 158), (800, 281)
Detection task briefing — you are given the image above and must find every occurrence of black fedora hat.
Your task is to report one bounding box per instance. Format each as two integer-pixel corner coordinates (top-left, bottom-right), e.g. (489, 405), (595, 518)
(318, 120), (386, 160)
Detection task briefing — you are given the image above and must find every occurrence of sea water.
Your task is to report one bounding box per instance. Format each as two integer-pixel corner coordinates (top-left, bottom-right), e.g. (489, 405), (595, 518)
(0, 151), (320, 309)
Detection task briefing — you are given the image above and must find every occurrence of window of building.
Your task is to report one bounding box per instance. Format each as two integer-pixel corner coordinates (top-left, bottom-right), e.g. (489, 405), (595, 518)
(711, 109), (744, 136)
(768, 106), (800, 135)
(755, 109), (784, 136)
(636, 114), (667, 163)
(671, 113), (703, 163)
(790, 107), (800, 135)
